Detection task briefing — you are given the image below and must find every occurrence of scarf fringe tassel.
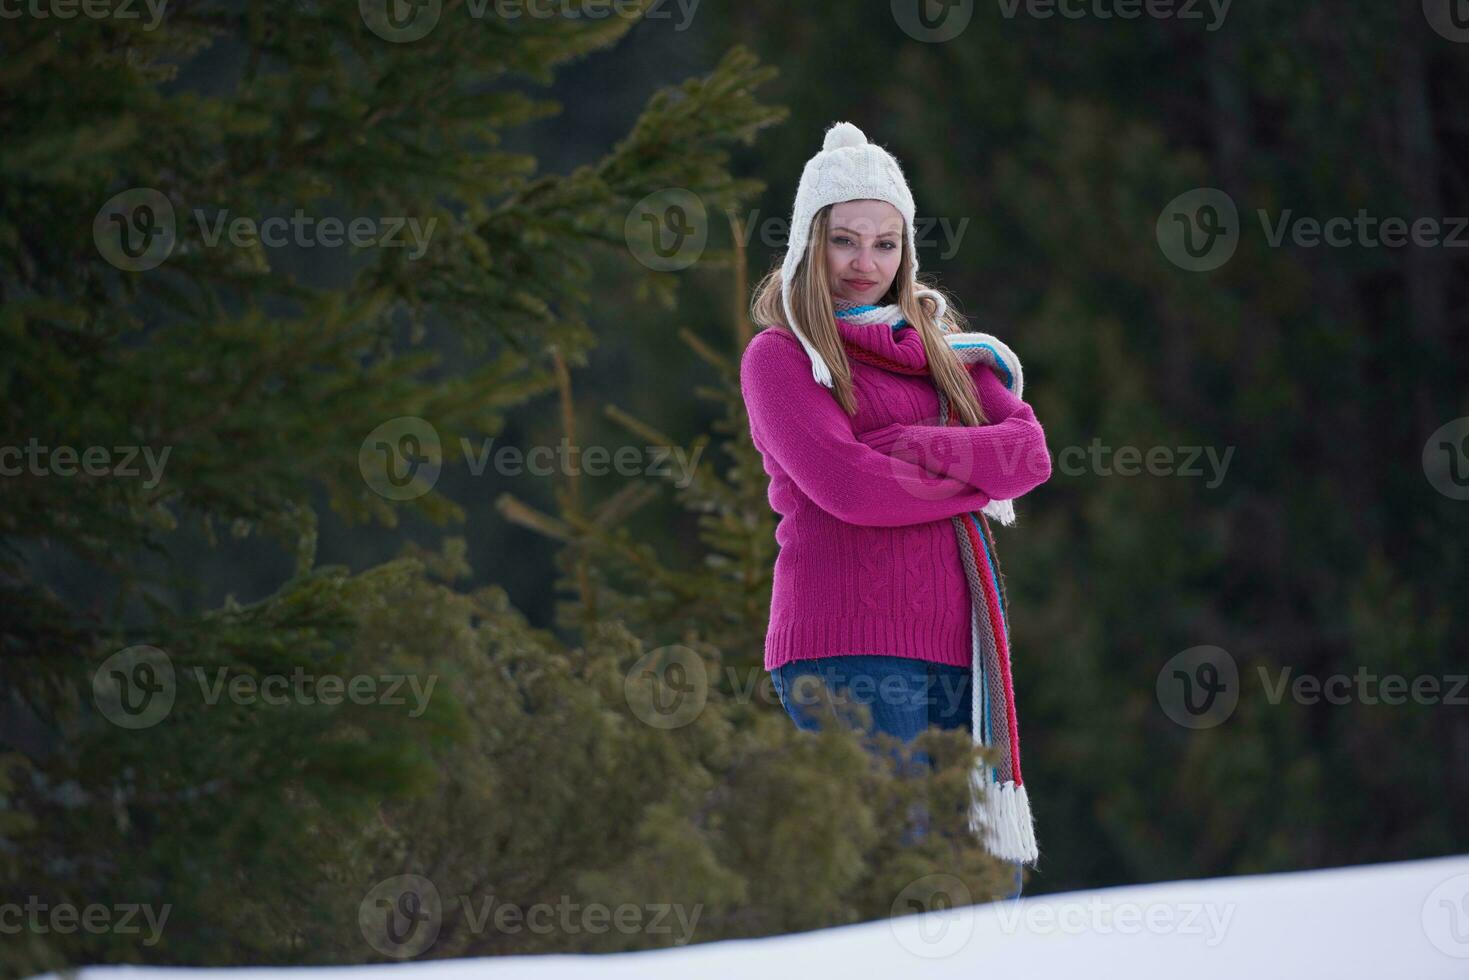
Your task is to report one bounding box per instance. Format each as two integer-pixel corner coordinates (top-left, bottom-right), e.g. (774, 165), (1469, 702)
(968, 772), (1040, 865)
(981, 498), (1016, 526)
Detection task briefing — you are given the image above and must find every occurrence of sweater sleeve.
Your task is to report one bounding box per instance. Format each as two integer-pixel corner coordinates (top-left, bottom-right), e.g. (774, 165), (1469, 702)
(858, 365), (1052, 501)
(739, 331), (995, 527)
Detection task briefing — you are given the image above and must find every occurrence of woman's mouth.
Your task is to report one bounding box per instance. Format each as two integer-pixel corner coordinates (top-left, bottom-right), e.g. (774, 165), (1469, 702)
(845, 279), (877, 289)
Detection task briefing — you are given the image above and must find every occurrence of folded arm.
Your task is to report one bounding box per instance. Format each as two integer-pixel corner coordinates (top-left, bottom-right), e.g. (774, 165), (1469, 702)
(739, 331), (994, 527)
(858, 365), (1052, 501)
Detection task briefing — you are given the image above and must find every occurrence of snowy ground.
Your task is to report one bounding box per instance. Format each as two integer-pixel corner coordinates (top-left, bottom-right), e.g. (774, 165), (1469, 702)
(36, 853), (1469, 979)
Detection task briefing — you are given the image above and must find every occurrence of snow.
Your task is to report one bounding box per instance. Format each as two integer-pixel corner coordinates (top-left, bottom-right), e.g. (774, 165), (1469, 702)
(34, 853), (1469, 979)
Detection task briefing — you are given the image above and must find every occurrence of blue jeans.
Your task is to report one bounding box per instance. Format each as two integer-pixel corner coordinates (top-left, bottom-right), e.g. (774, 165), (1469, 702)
(770, 654), (1024, 901)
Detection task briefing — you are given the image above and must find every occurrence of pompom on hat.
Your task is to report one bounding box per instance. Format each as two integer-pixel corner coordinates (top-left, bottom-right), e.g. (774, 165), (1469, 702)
(781, 121), (949, 388)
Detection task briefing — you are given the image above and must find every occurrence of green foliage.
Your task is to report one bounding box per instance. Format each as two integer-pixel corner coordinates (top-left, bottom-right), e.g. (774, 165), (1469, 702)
(0, 5), (1014, 975)
(704, 0), (1469, 891)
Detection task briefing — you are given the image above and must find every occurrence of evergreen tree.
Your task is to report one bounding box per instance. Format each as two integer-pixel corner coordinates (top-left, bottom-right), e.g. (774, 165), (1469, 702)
(1, 6), (1016, 973)
(703, 0), (1469, 889)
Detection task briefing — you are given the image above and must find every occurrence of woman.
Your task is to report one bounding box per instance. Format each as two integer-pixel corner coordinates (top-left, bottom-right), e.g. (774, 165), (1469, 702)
(738, 121), (1053, 902)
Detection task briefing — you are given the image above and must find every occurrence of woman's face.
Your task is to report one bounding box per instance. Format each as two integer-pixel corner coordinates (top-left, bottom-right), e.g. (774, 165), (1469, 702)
(824, 199), (904, 307)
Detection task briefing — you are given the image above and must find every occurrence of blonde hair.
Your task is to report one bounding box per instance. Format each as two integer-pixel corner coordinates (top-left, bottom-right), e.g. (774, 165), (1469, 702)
(749, 205), (988, 425)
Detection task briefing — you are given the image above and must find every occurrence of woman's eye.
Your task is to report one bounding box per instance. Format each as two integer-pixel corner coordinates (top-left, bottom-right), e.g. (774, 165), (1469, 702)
(832, 237), (897, 249)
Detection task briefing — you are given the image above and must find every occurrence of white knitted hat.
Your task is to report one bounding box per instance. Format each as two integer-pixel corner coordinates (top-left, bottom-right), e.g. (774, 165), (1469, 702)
(781, 120), (949, 388)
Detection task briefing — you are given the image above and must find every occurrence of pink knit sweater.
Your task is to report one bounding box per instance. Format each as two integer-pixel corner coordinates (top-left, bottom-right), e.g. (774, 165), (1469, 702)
(739, 317), (1052, 671)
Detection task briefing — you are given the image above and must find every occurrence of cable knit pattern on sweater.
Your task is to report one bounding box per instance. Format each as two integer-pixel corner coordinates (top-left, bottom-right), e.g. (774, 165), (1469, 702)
(739, 318), (1051, 671)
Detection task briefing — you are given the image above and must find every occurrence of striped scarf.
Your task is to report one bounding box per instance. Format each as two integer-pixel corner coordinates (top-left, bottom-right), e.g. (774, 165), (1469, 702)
(831, 298), (1027, 528)
(835, 299), (1040, 866)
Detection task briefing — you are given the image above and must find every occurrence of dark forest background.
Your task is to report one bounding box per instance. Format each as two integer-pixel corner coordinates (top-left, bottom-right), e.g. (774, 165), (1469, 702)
(3, 0), (1467, 973)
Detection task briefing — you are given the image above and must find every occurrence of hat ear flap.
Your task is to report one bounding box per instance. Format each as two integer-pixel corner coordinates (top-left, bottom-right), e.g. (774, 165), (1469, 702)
(914, 287), (948, 320)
